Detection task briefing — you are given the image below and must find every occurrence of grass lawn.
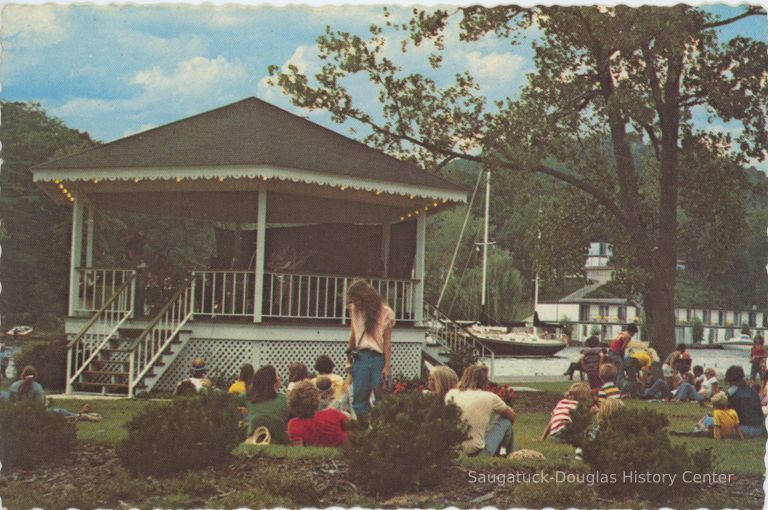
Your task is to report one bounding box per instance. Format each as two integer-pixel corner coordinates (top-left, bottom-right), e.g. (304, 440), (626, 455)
(52, 389), (765, 476)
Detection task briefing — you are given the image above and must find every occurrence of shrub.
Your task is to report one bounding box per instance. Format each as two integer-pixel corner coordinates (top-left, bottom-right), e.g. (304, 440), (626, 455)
(345, 391), (467, 496)
(581, 407), (713, 501)
(0, 400), (76, 468)
(446, 344), (478, 377)
(740, 323), (751, 335)
(117, 391), (241, 476)
(556, 403), (593, 448)
(13, 338), (67, 390)
(691, 315), (704, 343)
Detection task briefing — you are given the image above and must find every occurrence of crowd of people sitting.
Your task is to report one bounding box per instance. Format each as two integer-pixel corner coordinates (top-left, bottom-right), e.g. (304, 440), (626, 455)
(560, 325), (768, 440)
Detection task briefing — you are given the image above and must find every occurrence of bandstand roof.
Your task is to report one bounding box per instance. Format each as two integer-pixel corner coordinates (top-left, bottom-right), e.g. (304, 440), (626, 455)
(31, 97), (467, 216)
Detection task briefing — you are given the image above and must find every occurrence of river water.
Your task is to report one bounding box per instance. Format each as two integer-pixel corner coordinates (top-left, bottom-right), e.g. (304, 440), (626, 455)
(485, 346), (754, 379)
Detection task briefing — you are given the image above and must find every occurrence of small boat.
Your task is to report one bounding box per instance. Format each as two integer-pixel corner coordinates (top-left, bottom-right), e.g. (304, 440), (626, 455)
(464, 323), (567, 357)
(5, 326), (33, 337)
(720, 333), (753, 351)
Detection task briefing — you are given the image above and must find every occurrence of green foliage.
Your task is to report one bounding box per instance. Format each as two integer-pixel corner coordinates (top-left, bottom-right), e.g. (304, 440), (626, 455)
(117, 392), (241, 477)
(558, 315), (574, 338)
(445, 344), (478, 378)
(741, 323), (751, 335)
(345, 391), (467, 496)
(0, 400), (76, 468)
(556, 403), (593, 448)
(13, 338), (67, 390)
(581, 407), (713, 501)
(0, 102), (97, 328)
(691, 315), (704, 343)
(426, 208), (525, 321)
(507, 479), (594, 508)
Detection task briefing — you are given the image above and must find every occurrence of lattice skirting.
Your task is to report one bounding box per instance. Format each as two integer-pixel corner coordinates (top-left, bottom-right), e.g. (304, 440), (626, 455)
(153, 338), (423, 392)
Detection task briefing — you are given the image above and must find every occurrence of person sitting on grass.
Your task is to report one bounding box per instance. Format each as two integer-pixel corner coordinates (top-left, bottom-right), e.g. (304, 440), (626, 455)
(428, 366), (459, 401)
(692, 365), (705, 388)
(287, 380), (348, 447)
(175, 357), (211, 395)
(9, 366), (45, 403)
(588, 398), (625, 438)
(228, 363), (255, 394)
(709, 391), (744, 440)
(597, 363), (621, 400)
(672, 372), (707, 404)
(286, 362), (310, 393)
(663, 343), (690, 376)
(724, 365), (765, 438)
(542, 382), (593, 441)
(312, 355), (345, 400)
(316, 376), (347, 415)
(445, 364), (516, 456)
(698, 367), (719, 399)
(245, 365), (290, 443)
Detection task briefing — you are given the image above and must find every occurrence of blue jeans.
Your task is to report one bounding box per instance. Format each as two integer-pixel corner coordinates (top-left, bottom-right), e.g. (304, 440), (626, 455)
(740, 424), (766, 438)
(351, 350), (385, 417)
(675, 382), (705, 402)
(482, 417), (514, 456)
(642, 379), (672, 399)
(608, 352), (624, 388)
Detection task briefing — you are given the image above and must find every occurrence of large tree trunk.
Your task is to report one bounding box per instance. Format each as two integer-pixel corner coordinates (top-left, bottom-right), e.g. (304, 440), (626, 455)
(643, 265), (677, 359)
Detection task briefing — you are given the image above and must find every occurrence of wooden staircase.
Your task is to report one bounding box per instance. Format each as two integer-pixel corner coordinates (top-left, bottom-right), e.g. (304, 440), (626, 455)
(423, 301), (496, 361)
(67, 275), (197, 396)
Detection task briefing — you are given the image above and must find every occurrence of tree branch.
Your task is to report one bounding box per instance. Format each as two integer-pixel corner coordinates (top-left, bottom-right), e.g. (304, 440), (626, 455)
(702, 7), (766, 29)
(343, 109), (629, 228)
(641, 122), (661, 160)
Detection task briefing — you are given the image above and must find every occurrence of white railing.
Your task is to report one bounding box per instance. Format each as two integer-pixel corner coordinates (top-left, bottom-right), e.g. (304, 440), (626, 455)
(425, 302), (494, 360)
(128, 277), (196, 395)
(263, 272), (417, 322)
(66, 274), (136, 393)
(192, 270), (254, 318)
(75, 268), (136, 314)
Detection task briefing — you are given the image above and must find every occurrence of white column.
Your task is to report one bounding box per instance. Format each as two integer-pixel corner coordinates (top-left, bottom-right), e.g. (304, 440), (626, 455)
(253, 186), (267, 322)
(414, 213), (426, 324)
(382, 223), (391, 277)
(85, 202), (95, 268)
(68, 191), (84, 316)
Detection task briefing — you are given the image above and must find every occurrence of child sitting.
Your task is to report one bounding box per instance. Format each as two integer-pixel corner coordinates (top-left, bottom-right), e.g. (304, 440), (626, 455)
(287, 380), (348, 446)
(597, 364), (621, 400)
(693, 392), (744, 440)
(315, 375), (347, 415)
(286, 362), (310, 393)
(542, 382), (592, 441)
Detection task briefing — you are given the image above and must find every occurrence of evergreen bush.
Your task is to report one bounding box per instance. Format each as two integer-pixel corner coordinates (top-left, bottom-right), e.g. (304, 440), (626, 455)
(117, 391), (241, 476)
(0, 400), (76, 468)
(691, 315), (704, 343)
(345, 392), (467, 496)
(446, 344), (478, 377)
(13, 338), (67, 390)
(556, 403), (593, 448)
(581, 407), (712, 501)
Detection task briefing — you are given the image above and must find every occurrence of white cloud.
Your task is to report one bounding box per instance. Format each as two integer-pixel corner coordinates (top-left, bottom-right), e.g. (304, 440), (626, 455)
(51, 55), (255, 141)
(465, 51), (525, 79)
(1, 5), (69, 47)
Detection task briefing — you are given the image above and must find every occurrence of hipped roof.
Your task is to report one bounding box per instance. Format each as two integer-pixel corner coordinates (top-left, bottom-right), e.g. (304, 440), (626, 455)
(32, 97), (463, 193)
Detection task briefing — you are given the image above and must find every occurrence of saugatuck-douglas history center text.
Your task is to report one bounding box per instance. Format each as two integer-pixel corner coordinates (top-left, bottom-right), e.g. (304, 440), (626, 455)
(466, 470), (735, 488)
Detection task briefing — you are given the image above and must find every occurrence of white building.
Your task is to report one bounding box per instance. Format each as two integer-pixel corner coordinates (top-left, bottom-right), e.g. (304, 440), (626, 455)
(537, 242), (766, 344)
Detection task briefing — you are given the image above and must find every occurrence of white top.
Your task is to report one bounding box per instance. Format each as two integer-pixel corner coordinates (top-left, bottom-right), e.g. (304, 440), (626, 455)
(445, 388), (508, 454)
(700, 377), (718, 397)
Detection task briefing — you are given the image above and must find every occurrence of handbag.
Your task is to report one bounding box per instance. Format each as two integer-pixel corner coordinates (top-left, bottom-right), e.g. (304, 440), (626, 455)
(243, 426), (271, 445)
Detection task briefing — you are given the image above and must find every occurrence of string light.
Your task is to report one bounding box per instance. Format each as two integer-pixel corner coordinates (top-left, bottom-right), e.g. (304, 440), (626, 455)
(433, 201), (438, 207)
(375, 191), (382, 196)
(58, 183), (65, 190)
(407, 213), (412, 218)
(409, 194), (415, 199)
(400, 216), (405, 221)
(176, 177), (182, 183)
(340, 185), (347, 191)
(133, 178), (140, 183)
(54, 179), (60, 184)
(218, 176), (225, 182)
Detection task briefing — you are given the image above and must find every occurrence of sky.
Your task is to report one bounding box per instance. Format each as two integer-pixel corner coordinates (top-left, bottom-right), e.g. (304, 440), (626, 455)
(1, 3), (766, 168)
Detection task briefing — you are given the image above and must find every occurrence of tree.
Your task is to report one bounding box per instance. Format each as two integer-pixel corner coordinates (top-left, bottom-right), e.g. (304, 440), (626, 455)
(0, 102), (97, 328)
(268, 5), (767, 356)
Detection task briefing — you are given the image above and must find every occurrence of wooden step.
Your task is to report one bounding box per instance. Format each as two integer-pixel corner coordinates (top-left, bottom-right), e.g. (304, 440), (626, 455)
(75, 381), (129, 389)
(93, 359), (130, 366)
(83, 370), (129, 377)
(101, 348), (133, 354)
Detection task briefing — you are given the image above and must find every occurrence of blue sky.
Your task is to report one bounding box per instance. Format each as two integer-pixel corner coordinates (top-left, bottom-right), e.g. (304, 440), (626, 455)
(1, 3), (766, 168)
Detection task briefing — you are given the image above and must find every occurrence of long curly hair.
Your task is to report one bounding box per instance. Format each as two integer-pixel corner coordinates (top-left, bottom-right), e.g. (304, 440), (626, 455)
(457, 364), (489, 391)
(17, 365), (38, 401)
(431, 366), (458, 400)
(248, 365), (278, 403)
(288, 380), (320, 419)
(347, 279), (384, 337)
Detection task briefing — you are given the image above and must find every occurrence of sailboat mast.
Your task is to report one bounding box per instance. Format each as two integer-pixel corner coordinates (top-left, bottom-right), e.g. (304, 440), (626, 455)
(481, 170), (490, 307)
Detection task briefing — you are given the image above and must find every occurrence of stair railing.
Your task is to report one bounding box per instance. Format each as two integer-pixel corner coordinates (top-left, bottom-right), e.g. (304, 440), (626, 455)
(424, 301), (494, 360)
(127, 276), (196, 396)
(66, 272), (136, 394)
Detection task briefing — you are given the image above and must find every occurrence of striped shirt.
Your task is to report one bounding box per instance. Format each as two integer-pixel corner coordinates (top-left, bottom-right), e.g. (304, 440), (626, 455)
(598, 382), (621, 400)
(548, 398), (579, 436)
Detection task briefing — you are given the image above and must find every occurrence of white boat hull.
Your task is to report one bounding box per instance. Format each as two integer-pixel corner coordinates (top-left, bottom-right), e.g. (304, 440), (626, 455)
(719, 343), (752, 351)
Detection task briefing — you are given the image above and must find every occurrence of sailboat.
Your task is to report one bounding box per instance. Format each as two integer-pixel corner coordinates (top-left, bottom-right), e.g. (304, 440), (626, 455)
(437, 170), (567, 357)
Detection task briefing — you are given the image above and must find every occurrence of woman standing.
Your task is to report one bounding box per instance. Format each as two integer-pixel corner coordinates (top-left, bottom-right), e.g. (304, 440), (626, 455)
(346, 280), (394, 420)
